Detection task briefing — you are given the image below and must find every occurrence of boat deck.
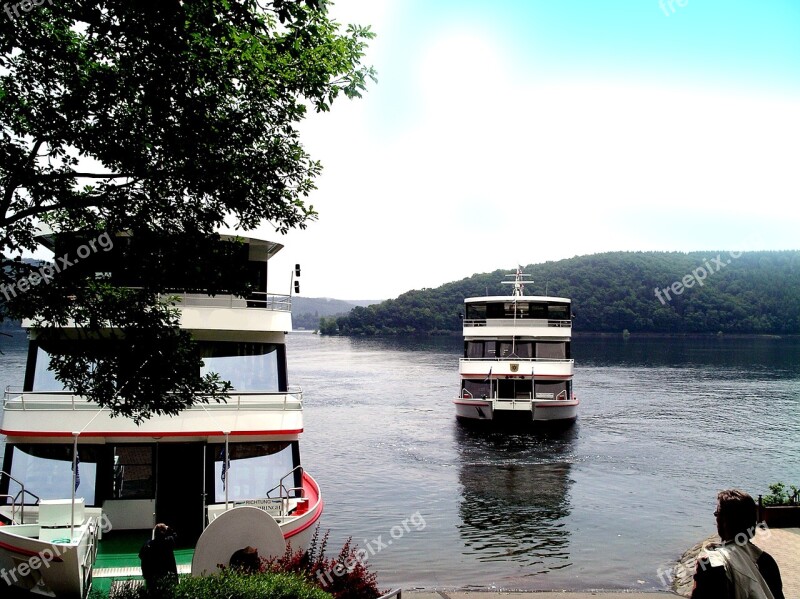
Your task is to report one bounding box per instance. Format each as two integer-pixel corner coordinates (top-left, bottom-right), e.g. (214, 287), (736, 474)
(94, 530), (193, 578)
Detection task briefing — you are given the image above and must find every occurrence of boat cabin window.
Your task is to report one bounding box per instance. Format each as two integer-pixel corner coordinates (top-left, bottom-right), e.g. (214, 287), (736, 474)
(112, 446), (154, 499)
(465, 341), (534, 359)
(536, 342), (567, 359)
(5, 444), (98, 505)
(464, 341), (497, 358)
(465, 304), (487, 320)
(534, 381), (568, 400)
(200, 342), (284, 391)
(31, 347), (69, 391)
(212, 441), (298, 503)
(466, 341), (484, 358)
(466, 302), (570, 321)
(463, 379), (491, 398)
(514, 342), (533, 358)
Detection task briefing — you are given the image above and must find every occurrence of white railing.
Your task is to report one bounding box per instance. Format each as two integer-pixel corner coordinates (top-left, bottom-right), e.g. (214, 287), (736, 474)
(2, 387), (303, 411)
(460, 357), (573, 364)
(162, 291), (292, 312)
(463, 318), (571, 328)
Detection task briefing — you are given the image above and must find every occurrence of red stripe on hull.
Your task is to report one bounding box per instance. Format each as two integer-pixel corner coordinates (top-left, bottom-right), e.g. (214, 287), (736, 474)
(0, 539), (64, 561)
(534, 400), (580, 408)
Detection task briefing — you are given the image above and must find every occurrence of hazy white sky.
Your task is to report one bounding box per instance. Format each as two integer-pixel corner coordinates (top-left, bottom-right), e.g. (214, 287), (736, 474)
(261, 0), (800, 300)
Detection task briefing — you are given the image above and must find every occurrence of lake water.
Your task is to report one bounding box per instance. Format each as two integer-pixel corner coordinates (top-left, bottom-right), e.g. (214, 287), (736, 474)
(2, 331), (799, 591)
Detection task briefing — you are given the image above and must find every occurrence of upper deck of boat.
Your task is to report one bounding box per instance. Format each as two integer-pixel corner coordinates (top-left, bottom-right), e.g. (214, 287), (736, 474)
(464, 295), (571, 304)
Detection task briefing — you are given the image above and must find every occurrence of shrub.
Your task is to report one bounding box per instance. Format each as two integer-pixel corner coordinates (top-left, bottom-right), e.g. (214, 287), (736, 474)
(261, 528), (384, 599)
(97, 572), (331, 599)
(762, 482), (799, 506)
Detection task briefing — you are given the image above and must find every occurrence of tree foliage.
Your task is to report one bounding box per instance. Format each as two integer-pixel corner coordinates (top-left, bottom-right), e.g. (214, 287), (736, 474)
(328, 251), (800, 336)
(0, 0), (375, 420)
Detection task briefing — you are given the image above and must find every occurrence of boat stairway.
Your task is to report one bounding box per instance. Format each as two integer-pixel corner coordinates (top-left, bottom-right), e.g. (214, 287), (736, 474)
(0, 470), (41, 525)
(94, 563), (192, 578)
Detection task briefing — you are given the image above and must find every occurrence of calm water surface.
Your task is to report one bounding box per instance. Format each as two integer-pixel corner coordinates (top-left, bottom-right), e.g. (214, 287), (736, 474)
(1, 332), (799, 591)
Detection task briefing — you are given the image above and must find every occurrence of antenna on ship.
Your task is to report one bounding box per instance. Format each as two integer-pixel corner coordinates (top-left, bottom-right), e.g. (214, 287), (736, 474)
(501, 265), (532, 297)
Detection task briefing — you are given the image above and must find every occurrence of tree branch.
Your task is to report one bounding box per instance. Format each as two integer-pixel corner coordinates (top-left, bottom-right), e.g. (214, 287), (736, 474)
(1, 139), (45, 217)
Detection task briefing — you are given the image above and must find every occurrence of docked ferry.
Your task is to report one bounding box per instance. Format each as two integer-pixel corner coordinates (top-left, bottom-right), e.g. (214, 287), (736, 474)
(0, 233), (322, 598)
(455, 268), (578, 424)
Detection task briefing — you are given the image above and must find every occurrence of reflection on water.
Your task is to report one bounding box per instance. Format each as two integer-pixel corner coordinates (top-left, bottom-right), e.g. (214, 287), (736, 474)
(455, 425), (575, 573)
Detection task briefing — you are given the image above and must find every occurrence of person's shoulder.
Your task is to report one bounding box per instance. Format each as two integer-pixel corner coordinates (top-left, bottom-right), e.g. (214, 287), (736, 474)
(757, 549), (780, 568)
(139, 540), (154, 558)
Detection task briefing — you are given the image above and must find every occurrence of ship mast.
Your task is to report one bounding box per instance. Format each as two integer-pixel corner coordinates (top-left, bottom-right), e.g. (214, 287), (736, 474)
(501, 267), (533, 357)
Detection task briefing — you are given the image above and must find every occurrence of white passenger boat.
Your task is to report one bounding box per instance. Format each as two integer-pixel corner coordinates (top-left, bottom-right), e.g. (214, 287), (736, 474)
(0, 233), (322, 598)
(455, 268), (578, 424)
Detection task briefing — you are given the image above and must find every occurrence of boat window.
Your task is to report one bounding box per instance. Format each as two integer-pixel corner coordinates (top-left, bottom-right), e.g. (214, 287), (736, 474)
(200, 342), (282, 391)
(524, 303), (546, 319)
(466, 341), (484, 358)
(498, 342), (513, 357)
(548, 304), (570, 321)
(465, 304), (486, 320)
(503, 303), (529, 318)
(534, 381), (567, 399)
(463, 380), (490, 398)
(112, 446), (154, 499)
(7, 444), (98, 505)
(536, 342), (566, 359)
(31, 347), (70, 391)
(484, 341), (497, 358)
(486, 303), (505, 319)
(213, 442), (296, 503)
(515, 342), (533, 358)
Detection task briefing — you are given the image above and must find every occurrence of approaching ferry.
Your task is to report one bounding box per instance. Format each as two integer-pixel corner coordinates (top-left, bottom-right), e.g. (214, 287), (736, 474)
(0, 232), (322, 598)
(455, 268), (578, 424)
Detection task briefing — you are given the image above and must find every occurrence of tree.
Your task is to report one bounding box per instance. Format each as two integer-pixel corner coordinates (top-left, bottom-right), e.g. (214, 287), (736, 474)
(0, 0), (375, 422)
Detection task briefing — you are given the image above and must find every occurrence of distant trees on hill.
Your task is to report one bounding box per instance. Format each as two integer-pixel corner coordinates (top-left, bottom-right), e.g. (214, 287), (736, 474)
(324, 251), (800, 336)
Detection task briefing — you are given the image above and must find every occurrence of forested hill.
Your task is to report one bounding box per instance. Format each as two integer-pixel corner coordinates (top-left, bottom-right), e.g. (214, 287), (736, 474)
(322, 251), (800, 336)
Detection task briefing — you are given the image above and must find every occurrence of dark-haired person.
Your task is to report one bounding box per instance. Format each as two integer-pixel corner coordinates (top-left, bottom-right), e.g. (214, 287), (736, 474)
(139, 523), (179, 591)
(691, 489), (784, 599)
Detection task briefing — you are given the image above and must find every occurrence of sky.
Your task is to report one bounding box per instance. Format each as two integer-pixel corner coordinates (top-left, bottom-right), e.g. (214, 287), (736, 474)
(260, 0), (800, 300)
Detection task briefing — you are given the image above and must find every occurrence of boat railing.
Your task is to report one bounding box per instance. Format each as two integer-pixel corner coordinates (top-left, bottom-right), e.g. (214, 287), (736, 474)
(266, 465), (306, 504)
(3, 387), (303, 411)
(160, 291), (292, 312)
(459, 357), (574, 363)
(463, 318), (571, 328)
(0, 470), (41, 524)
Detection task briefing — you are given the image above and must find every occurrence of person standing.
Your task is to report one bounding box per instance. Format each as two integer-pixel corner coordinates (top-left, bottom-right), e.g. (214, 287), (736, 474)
(691, 489), (784, 599)
(139, 523), (179, 591)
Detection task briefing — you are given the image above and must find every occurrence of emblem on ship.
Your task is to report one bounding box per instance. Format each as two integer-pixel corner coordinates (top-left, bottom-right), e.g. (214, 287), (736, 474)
(510, 363), (519, 373)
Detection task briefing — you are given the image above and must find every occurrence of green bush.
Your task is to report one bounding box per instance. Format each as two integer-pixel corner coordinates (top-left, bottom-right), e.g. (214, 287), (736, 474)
(95, 572), (332, 599)
(762, 482), (799, 506)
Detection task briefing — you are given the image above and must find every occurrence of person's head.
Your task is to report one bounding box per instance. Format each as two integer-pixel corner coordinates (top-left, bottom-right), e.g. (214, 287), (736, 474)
(715, 489), (757, 543)
(154, 523), (171, 540)
(229, 546), (260, 573)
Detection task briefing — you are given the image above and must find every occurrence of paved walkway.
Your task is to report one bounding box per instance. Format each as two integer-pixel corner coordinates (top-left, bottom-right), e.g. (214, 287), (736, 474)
(753, 526), (800, 599)
(407, 593), (675, 598)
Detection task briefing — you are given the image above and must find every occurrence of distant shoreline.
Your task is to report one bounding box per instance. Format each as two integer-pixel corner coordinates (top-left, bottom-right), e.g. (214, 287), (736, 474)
(572, 331), (800, 339)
